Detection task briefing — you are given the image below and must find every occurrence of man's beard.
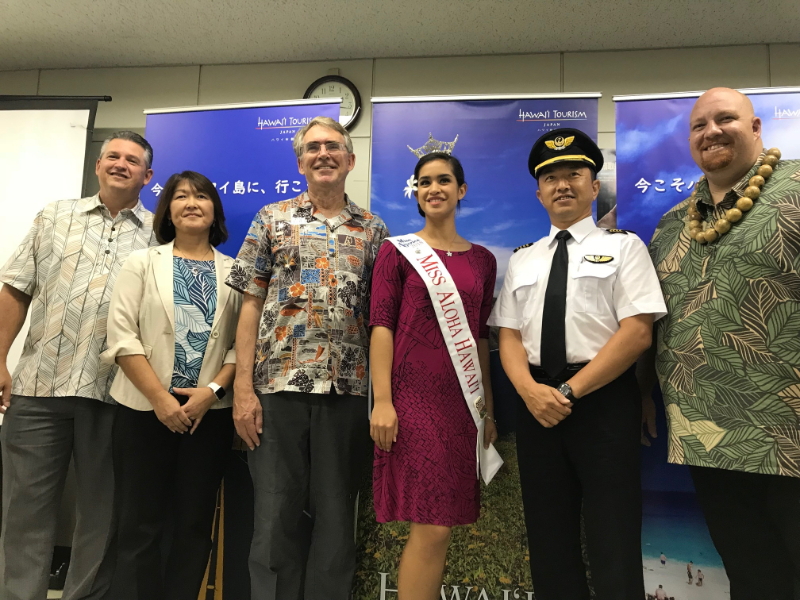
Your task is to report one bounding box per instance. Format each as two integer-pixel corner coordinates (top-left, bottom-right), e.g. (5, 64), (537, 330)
(699, 146), (734, 172)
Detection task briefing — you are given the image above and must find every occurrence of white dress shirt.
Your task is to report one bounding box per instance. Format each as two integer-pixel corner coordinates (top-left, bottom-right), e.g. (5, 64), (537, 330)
(488, 216), (666, 365)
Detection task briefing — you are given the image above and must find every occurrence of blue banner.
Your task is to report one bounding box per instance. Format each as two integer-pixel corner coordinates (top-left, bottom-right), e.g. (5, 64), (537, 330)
(358, 95), (599, 600)
(370, 96), (599, 292)
(616, 88), (800, 242)
(143, 100), (341, 256)
(616, 88), (800, 600)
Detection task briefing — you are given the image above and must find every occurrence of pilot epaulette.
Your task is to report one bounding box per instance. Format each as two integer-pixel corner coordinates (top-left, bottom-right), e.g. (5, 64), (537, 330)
(605, 228), (634, 235)
(514, 242), (534, 253)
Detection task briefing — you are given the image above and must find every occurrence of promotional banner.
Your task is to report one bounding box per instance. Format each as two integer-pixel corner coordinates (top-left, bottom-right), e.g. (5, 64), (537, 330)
(143, 99), (341, 257)
(370, 95), (599, 293)
(615, 87), (800, 600)
(358, 94), (599, 600)
(616, 87), (800, 242)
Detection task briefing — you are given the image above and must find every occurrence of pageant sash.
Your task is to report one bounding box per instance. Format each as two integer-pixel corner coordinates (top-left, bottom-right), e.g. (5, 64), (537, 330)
(388, 234), (503, 485)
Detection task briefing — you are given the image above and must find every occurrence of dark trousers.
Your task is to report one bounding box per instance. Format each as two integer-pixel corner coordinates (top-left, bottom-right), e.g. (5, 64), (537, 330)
(0, 395), (117, 600)
(690, 465), (800, 600)
(248, 390), (369, 600)
(516, 367), (644, 600)
(110, 404), (233, 600)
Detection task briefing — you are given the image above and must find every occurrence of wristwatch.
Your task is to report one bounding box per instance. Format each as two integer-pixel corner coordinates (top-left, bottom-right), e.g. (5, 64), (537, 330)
(557, 382), (577, 402)
(207, 382), (226, 400)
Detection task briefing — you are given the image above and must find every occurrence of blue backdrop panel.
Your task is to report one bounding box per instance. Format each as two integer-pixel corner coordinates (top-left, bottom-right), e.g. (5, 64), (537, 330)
(371, 96), (599, 292)
(616, 88), (800, 600)
(357, 96), (599, 600)
(143, 100), (340, 256)
(616, 89), (800, 242)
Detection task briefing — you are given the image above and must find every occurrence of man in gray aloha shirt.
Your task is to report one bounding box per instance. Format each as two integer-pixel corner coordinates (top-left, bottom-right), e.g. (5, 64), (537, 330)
(0, 131), (157, 600)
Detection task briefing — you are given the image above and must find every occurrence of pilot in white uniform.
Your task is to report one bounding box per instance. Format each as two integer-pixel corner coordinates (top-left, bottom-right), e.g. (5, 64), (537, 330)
(489, 128), (666, 600)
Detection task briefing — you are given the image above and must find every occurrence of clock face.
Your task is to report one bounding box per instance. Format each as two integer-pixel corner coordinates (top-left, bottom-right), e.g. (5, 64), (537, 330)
(304, 76), (361, 129)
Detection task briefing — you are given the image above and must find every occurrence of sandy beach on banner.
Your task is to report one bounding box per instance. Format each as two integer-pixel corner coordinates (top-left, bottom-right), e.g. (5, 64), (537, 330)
(643, 558), (729, 600)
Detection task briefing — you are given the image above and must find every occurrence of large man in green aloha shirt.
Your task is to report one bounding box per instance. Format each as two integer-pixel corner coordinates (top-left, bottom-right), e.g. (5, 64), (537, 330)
(647, 87), (800, 600)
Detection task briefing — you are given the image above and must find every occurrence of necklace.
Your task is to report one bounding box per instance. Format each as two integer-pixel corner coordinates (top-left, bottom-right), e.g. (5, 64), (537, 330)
(420, 230), (460, 256)
(174, 245), (213, 274)
(688, 147), (781, 244)
(445, 231), (460, 256)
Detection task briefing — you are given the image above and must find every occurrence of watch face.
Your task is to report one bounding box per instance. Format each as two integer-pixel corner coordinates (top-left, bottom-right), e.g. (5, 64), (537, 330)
(304, 76), (361, 129)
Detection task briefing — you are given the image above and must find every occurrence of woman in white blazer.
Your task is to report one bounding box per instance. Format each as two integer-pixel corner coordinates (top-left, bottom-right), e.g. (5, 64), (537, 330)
(101, 170), (242, 600)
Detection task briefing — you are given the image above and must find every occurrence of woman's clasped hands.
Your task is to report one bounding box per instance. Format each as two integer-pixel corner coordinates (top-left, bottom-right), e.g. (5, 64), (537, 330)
(152, 387), (217, 434)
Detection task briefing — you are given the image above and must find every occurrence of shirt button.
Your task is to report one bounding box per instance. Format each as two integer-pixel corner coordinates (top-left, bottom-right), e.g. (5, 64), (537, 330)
(108, 238), (113, 242)
(111, 227), (116, 231)
(212, 331), (220, 338)
(105, 250), (110, 254)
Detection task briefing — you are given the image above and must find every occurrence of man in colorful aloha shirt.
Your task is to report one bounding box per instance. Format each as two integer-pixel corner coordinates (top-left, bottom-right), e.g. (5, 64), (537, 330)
(227, 116), (388, 600)
(647, 87), (800, 600)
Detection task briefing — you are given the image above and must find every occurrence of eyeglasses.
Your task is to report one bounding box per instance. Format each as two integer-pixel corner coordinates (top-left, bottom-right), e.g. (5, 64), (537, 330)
(303, 141), (347, 155)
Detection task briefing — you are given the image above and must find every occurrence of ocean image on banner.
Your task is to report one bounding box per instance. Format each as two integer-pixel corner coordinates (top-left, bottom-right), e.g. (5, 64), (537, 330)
(370, 97), (599, 293)
(640, 387), (727, 600)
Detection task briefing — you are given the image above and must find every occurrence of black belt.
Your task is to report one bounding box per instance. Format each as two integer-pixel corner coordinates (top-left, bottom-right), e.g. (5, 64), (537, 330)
(529, 363), (588, 385)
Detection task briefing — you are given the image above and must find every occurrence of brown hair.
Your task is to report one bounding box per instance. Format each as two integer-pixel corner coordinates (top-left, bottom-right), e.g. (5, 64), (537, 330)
(153, 171), (228, 246)
(99, 130), (154, 169)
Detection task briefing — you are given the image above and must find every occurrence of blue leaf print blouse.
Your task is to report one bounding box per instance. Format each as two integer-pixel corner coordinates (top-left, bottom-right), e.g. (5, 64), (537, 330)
(172, 258), (217, 390)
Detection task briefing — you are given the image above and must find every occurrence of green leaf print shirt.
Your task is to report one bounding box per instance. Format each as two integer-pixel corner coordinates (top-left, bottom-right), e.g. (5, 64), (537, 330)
(649, 155), (800, 477)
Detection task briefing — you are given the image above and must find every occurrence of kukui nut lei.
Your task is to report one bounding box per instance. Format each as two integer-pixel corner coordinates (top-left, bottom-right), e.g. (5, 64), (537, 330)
(687, 147), (782, 244)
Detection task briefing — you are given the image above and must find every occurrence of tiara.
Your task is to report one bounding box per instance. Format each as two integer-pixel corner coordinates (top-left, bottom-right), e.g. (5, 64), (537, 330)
(407, 133), (459, 158)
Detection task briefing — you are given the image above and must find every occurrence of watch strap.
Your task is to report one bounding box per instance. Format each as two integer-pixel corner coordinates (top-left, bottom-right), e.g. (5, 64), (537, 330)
(558, 382), (576, 402)
(207, 382), (226, 400)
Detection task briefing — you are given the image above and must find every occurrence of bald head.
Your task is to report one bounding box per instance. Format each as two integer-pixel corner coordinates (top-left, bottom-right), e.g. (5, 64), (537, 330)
(691, 87), (756, 123)
(689, 87), (763, 185)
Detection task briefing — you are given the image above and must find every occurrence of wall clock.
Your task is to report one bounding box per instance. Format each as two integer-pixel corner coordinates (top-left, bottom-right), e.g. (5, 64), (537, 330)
(303, 75), (362, 130)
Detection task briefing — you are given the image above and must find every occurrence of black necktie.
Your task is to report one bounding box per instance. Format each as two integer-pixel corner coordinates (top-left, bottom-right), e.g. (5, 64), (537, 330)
(541, 230), (572, 378)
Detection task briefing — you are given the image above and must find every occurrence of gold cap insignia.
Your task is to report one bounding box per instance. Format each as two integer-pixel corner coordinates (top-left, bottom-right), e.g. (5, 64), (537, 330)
(584, 255), (614, 264)
(544, 135), (575, 151)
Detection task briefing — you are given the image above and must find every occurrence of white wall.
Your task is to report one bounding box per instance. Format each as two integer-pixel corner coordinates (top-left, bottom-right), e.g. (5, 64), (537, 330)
(1, 43), (796, 208)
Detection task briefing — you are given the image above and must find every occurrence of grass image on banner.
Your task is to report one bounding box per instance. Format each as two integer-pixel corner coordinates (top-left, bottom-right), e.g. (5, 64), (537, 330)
(354, 434), (533, 599)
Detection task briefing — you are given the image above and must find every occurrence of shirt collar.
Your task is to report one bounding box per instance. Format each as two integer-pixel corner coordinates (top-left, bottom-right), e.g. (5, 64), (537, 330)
(77, 194), (147, 224)
(695, 152), (766, 210)
(546, 215), (596, 245)
(297, 191), (362, 221)
(77, 194), (103, 213)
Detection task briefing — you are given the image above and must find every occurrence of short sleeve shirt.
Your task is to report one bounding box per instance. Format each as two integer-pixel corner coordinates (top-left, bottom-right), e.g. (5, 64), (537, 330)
(0, 195), (157, 401)
(649, 157), (800, 477)
(226, 193), (389, 396)
(489, 216), (666, 365)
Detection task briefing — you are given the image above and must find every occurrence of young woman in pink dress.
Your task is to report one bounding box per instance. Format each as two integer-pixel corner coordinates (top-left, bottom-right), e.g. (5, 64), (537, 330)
(369, 152), (498, 599)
